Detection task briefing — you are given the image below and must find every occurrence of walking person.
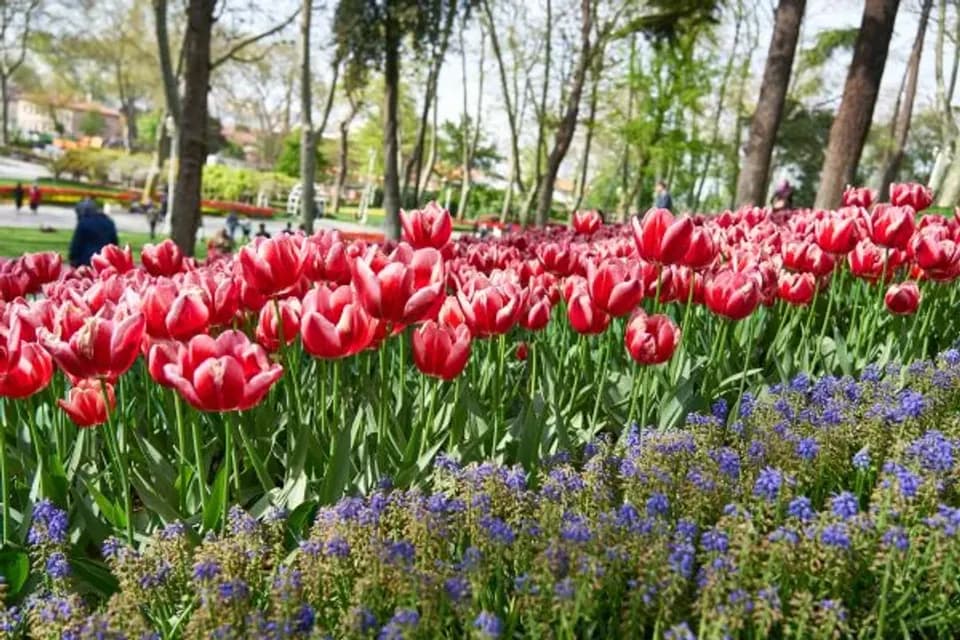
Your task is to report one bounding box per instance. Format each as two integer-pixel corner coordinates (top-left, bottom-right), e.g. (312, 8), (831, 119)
(654, 180), (673, 211)
(12, 183), (23, 212)
(772, 179), (794, 211)
(28, 182), (41, 215)
(68, 201), (118, 267)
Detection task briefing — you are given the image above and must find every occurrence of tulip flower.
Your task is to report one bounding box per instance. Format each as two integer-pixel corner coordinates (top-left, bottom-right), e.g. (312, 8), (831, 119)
(842, 186), (876, 209)
(890, 182), (933, 212)
(585, 258), (643, 317)
(141, 239), (184, 277)
(815, 212), (862, 255)
(520, 291), (552, 331)
(21, 251), (62, 292)
(163, 331), (283, 412)
(303, 231), (352, 285)
(884, 281), (921, 315)
(185, 271), (240, 327)
(90, 245), (134, 276)
(515, 342), (529, 361)
(571, 210), (602, 235)
(239, 235), (307, 296)
(631, 208), (692, 265)
(911, 233), (960, 282)
(848, 239), (899, 282)
(704, 270), (760, 321)
(300, 285), (378, 359)
(146, 340), (180, 388)
(567, 290), (610, 335)
(0, 343), (53, 398)
(142, 282), (210, 341)
(411, 321), (471, 381)
(58, 378), (115, 428)
(536, 242), (580, 276)
(351, 243), (444, 326)
(255, 296), (302, 352)
(777, 272), (817, 306)
(400, 201), (453, 249)
(41, 312), (146, 382)
(869, 204), (916, 250)
(681, 226), (718, 270)
(624, 311), (680, 365)
(0, 269), (29, 302)
(456, 279), (526, 337)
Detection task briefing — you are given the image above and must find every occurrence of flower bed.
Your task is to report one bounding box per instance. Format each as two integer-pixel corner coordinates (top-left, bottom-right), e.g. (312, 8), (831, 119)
(4, 350), (960, 638)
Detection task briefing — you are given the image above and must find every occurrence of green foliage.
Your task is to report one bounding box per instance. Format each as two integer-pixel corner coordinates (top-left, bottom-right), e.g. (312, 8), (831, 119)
(799, 28), (859, 70)
(437, 117), (502, 173)
(772, 99), (835, 207)
(79, 111), (106, 137)
(274, 130), (329, 179)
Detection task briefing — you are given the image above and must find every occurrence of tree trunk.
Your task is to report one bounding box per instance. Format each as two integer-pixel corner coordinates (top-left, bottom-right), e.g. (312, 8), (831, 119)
(572, 62), (600, 214)
(534, 0), (591, 227)
(877, 0), (932, 198)
(170, 0), (215, 256)
(1, 74), (9, 147)
(815, 0), (901, 209)
(332, 95), (360, 215)
(153, 0), (181, 122)
(382, 19), (402, 241)
(403, 69), (438, 207)
(458, 29), (486, 221)
(520, 0), (552, 226)
(734, 0), (805, 206)
(482, 0), (524, 201)
(299, 0), (316, 233)
(142, 111), (170, 199)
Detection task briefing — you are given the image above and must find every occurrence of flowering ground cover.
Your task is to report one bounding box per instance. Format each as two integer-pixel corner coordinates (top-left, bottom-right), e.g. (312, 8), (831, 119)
(1, 183), (960, 636)
(3, 350), (960, 638)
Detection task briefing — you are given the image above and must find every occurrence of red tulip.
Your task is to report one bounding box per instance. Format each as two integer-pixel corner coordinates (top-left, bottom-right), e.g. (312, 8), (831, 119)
(572, 210), (602, 235)
(351, 243), (444, 326)
(536, 242), (580, 276)
(90, 245), (134, 276)
(411, 320), (471, 381)
(303, 231), (352, 285)
(239, 235), (307, 296)
(624, 311), (680, 365)
(890, 182), (933, 212)
(186, 271), (240, 327)
(300, 285), (377, 359)
(884, 281), (921, 315)
(41, 312), (145, 382)
(438, 295), (467, 329)
(585, 258), (643, 317)
(163, 331), (283, 412)
(456, 278), (526, 337)
(21, 251), (63, 292)
(141, 239), (184, 277)
(0, 268), (29, 302)
(777, 272), (817, 306)
(911, 232), (960, 282)
(848, 239), (896, 282)
(142, 282), (210, 341)
(520, 291), (552, 331)
(842, 186), (876, 209)
(58, 379), (114, 428)
(631, 208), (692, 265)
(704, 270), (760, 320)
(567, 290), (610, 334)
(400, 201), (453, 249)
(869, 204), (916, 250)
(0, 343), (53, 398)
(815, 212), (862, 255)
(516, 342), (529, 361)
(681, 226), (718, 270)
(147, 340), (179, 388)
(255, 296), (302, 352)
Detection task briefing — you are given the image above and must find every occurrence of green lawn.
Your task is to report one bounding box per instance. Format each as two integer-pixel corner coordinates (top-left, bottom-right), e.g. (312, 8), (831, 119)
(329, 206), (477, 231)
(0, 227), (208, 260)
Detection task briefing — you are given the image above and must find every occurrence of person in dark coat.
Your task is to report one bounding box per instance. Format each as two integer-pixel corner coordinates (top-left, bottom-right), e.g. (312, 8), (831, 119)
(654, 181), (673, 210)
(28, 182), (41, 214)
(68, 204), (119, 267)
(12, 183), (23, 211)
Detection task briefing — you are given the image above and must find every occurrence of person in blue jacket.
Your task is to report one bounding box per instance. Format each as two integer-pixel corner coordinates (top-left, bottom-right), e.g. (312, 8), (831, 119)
(68, 200), (119, 267)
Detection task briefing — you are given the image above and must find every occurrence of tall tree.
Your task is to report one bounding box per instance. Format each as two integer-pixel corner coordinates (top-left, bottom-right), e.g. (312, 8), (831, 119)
(457, 23), (485, 220)
(876, 0), (933, 198)
(331, 90), (362, 214)
(0, 0), (42, 146)
(814, 0), (901, 209)
(734, 0), (805, 206)
(299, 0), (316, 232)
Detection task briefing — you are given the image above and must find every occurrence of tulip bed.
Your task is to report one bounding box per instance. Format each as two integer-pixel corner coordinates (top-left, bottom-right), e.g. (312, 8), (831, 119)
(1, 183), (960, 631)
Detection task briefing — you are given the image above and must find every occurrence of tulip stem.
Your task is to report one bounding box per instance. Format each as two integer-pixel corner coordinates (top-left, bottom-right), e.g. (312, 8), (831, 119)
(0, 399), (8, 545)
(590, 338), (610, 432)
(670, 283), (697, 386)
(731, 318), (758, 425)
(185, 396), (207, 514)
(815, 277), (837, 371)
(173, 392), (190, 513)
(101, 380), (133, 544)
(491, 334), (507, 457)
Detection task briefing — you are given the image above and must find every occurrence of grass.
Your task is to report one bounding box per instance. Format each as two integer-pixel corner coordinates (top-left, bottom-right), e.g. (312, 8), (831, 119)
(0, 226), (208, 260)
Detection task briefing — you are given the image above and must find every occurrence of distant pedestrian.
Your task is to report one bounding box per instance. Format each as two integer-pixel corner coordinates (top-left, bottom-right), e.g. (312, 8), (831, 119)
(255, 223), (271, 239)
(772, 179), (794, 211)
(146, 204), (163, 239)
(654, 181), (673, 211)
(225, 212), (239, 239)
(240, 218), (252, 242)
(12, 182), (23, 212)
(68, 203), (118, 267)
(282, 222), (295, 235)
(159, 190), (168, 218)
(28, 182), (41, 214)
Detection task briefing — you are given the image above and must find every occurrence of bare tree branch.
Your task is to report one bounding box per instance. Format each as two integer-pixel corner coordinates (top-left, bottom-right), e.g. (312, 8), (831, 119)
(211, 8), (300, 70)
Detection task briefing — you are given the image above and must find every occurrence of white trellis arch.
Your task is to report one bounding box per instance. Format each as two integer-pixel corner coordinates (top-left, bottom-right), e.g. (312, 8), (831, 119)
(286, 183), (327, 216)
